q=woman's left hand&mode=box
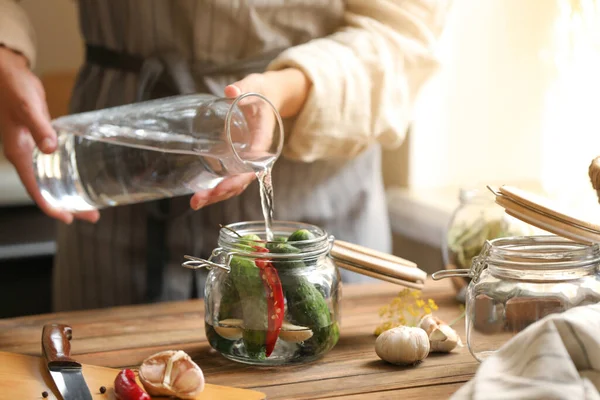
[190,68,311,210]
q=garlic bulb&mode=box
[418,314,462,352]
[139,350,205,399]
[375,326,430,365]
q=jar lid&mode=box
[330,240,428,290]
[488,185,600,244]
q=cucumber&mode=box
[282,274,331,329]
[288,229,316,242]
[218,274,242,320]
[229,255,267,360]
[240,234,265,248]
[266,236,288,250]
[267,243,303,270]
[268,243,301,255]
[270,242,336,354]
[287,229,318,257]
[301,321,340,356]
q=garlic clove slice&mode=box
[278,322,313,343]
[215,318,244,340]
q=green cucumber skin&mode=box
[243,329,267,360]
[269,243,337,354]
[267,243,304,270]
[266,242,300,253]
[282,274,331,329]
[229,256,267,359]
[301,322,340,356]
[240,234,265,248]
[218,274,242,320]
[288,229,316,242]
[269,244,332,326]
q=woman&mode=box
[0,0,449,311]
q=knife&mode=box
[42,324,93,400]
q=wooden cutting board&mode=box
[0,351,265,399]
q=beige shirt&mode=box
[0,0,450,162]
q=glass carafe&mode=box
[33,93,283,212]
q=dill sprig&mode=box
[374,289,439,336]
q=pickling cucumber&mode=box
[288,229,316,242]
[301,321,340,356]
[240,234,265,248]
[229,255,267,360]
[218,273,242,320]
[267,242,301,255]
[282,273,331,329]
[269,242,337,354]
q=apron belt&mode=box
[84,44,282,302]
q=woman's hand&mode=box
[0,46,99,224]
[190,68,311,210]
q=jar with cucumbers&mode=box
[200,221,341,366]
[442,187,533,300]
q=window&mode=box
[407,0,600,217]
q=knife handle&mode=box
[42,324,81,367]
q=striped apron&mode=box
[53,0,392,311]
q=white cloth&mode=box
[452,304,600,400]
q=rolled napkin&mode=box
[589,156,600,202]
[452,304,600,400]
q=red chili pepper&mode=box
[114,369,150,400]
[253,246,284,357]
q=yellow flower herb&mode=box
[373,289,440,336]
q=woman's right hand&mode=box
[0,46,99,224]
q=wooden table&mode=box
[0,279,479,399]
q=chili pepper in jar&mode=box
[114,369,150,400]
[253,246,284,357]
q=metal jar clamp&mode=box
[432,240,492,283]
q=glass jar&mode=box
[434,235,600,362]
[189,221,341,366]
[442,187,533,298]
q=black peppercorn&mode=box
[99,386,107,394]
[42,391,49,398]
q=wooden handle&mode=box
[42,324,80,367]
[334,240,418,269]
[330,240,427,285]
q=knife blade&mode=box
[42,324,93,400]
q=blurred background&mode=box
[2,0,600,317]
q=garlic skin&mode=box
[375,326,430,365]
[139,350,205,399]
[418,314,463,353]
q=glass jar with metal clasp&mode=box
[433,185,600,362]
[442,186,533,301]
[181,220,427,366]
